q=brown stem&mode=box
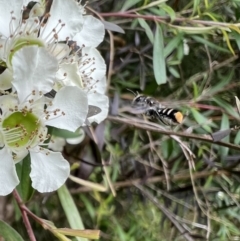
[12,190,37,241]
[100,12,240,28]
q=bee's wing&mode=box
[130,105,149,114]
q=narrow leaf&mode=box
[69,175,107,192]
[58,184,88,241]
[164,33,183,58]
[168,66,180,78]
[192,0,200,16]
[138,18,154,44]
[222,30,235,55]
[171,25,216,34]
[161,4,176,22]
[57,228,100,239]
[213,97,239,119]
[235,96,240,117]
[192,35,230,53]
[121,0,141,11]
[102,21,125,34]
[211,129,231,142]
[52,127,83,138]
[0,220,24,241]
[191,109,212,132]
[153,24,166,84]
[16,154,34,202]
[219,114,230,156]
[232,31,240,50]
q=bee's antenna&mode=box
[126,89,137,96]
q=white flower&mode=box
[0,45,88,195]
[0,86,88,195]
[0,0,105,90]
[56,47,109,124]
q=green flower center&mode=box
[2,111,40,148]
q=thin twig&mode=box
[88,126,116,197]
[107,115,240,151]
[70,170,228,193]
[144,120,171,190]
[100,12,240,28]
[12,190,37,241]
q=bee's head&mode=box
[131,95,147,107]
[127,89,149,111]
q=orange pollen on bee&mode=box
[174,112,183,124]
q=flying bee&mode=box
[129,90,183,126]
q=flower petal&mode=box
[0,0,23,37]
[41,0,84,42]
[0,39,7,60]
[0,94,18,114]
[30,149,70,192]
[87,92,109,124]
[81,47,107,94]
[48,136,66,152]
[45,86,88,131]
[52,43,70,62]
[74,15,105,47]
[12,149,28,163]
[12,46,58,102]
[56,62,83,88]
[0,148,19,195]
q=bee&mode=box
[129,90,183,126]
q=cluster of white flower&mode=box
[0,0,108,195]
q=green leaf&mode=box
[232,31,240,50]
[192,82,199,99]
[121,0,141,11]
[235,96,240,117]
[52,127,83,139]
[160,4,176,22]
[234,130,240,144]
[138,18,154,44]
[102,21,125,34]
[0,220,24,241]
[207,70,233,95]
[192,35,230,53]
[16,154,34,202]
[58,184,87,241]
[176,40,184,61]
[192,0,200,16]
[191,109,212,132]
[164,33,184,58]
[213,97,240,119]
[153,23,166,84]
[219,114,230,156]
[172,25,216,34]
[168,66,180,78]
[222,30,235,55]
